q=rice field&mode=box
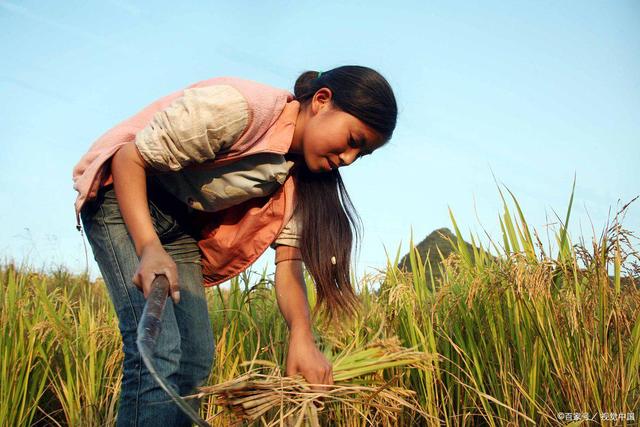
[1,186,638,426]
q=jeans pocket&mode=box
[84,183,187,245]
[81,186,128,242]
[148,198,182,243]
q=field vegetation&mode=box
[1,185,638,426]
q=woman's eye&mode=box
[350,137,370,159]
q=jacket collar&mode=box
[210,99,301,168]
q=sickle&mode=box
[136,274,210,427]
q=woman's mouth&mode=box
[326,158,338,171]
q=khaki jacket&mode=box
[72,76,301,286]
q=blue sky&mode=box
[1,0,638,284]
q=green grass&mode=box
[1,184,638,426]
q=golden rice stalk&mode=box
[197,337,435,426]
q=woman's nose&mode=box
[339,149,359,166]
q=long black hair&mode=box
[290,65,397,322]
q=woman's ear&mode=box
[311,88,333,115]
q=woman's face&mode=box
[293,88,386,173]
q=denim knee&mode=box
[172,263,215,394]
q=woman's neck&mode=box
[284,152,302,163]
[288,106,307,155]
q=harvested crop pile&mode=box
[198,337,435,426]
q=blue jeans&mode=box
[81,177,215,426]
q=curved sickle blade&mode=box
[136,274,210,427]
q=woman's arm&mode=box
[108,85,249,302]
[134,85,248,172]
[111,141,180,302]
[274,246,334,391]
[112,142,159,255]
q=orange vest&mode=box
[72,76,301,287]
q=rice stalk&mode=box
[198,337,434,425]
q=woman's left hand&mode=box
[285,328,334,392]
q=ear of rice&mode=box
[197,337,434,425]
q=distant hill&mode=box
[397,227,477,273]
[397,228,638,291]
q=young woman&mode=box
[73,65,398,426]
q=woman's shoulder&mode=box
[184,76,295,136]
[185,76,294,107]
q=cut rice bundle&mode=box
[197,337,434,426]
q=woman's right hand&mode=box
[132,240,181,304]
